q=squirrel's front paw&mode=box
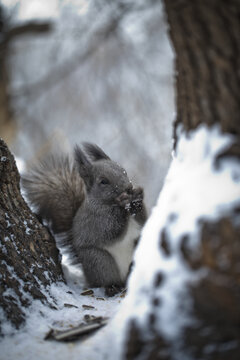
[115,192,131,210]
[130,187,144,215]
[116,187,144,214]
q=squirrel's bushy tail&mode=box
[21,154,85,233]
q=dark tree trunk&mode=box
[122,1,240,359]
[167,0,240,144]
[0,138,64,331]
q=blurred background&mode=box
[0,0,175,210]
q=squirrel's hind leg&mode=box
[79,247,125,295]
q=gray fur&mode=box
[21,144,147,293]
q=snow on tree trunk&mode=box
[0,138,64,331]
[110,1,240,359]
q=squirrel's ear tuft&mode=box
[74,145,93,190]
[83,143,110,161]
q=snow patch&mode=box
[109,124,240,356]
[15,157,26,173]
[16,0,59,21]
[0,276,123,360]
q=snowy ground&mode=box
[1,258,125,360]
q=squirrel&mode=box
[21,143,147,295]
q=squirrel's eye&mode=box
[100,178,110,185]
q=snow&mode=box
[104,124,240,357]
[165,124,240,242]
[0,275,123,360]
[15,157,26,173]
[3,0,60,21]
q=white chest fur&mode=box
[105,217,141,282]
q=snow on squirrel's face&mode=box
[89,160,133,204]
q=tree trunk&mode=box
[118,1,240,359]
[0,138,64,331]
[167,0,240,148]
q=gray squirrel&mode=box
[21,143,147,295]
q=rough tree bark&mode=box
[169,0,240,146]
[0,138,64,331]
[0,8,63,332]
[122,1,240,359]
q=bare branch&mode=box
[4,22,52,43]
